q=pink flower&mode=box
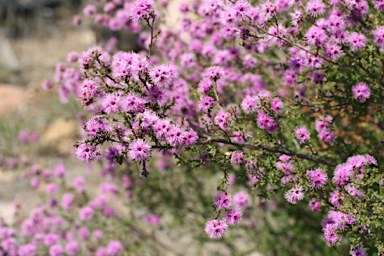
[18,244,36,256]
[352,83,370,102]
[294,126,310,144]
[233,0,251,20]
[102,94,121,114]
[46,183,58,195]
[149,63,178,87]
[72,177,85,193]
[178,2,190,13]
[257,111,278,133]
[284,186,304,204]
[225,208,243,225]
[271,98,284,114]
[65,241,79,255]
[185,130,198,146]
[373,26,384,48]
[348,32,366,51]
[204,219,228,238]
[75,143,98,163]
[83,5,97,16]
[204,66,224,81]
[49,244,63,256]
[128,139,151,161]
[44,234,58,246]
[231,151,244,166]
[260,1,277,21]
[309,199,321,212]
[62,193,74,211]
[199,96,216,112]
[325,44,343,60]
[373,0,384,11]
[350,247,368,256]
[306,0,325,17]
[131,0,155,23]
[213,193,232,210]
[214,110,233,130]
[144,214,161,226]
[107,241,123,256]
[233,191,250,208]
[241,96,259,113]
[329,191,344,208]
[318,129,336,144]
[79,207,94,221]
[324,224,339,245]
[121,93,147,113]
[306,169,328,188]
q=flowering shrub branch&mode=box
[2,0,384,254]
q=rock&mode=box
[0,85,26,115]
[41,118,79,155]
[0,33,22,70]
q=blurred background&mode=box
[0,0,98,224]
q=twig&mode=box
[199,135,337,167]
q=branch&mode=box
[200,135,337,167]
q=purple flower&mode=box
[184,130,198,147]
[373,0,384,11]
[233,0,251,20]
[203,66,224,81]
[350,247,368,256]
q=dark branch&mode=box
[200,135,337,167]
